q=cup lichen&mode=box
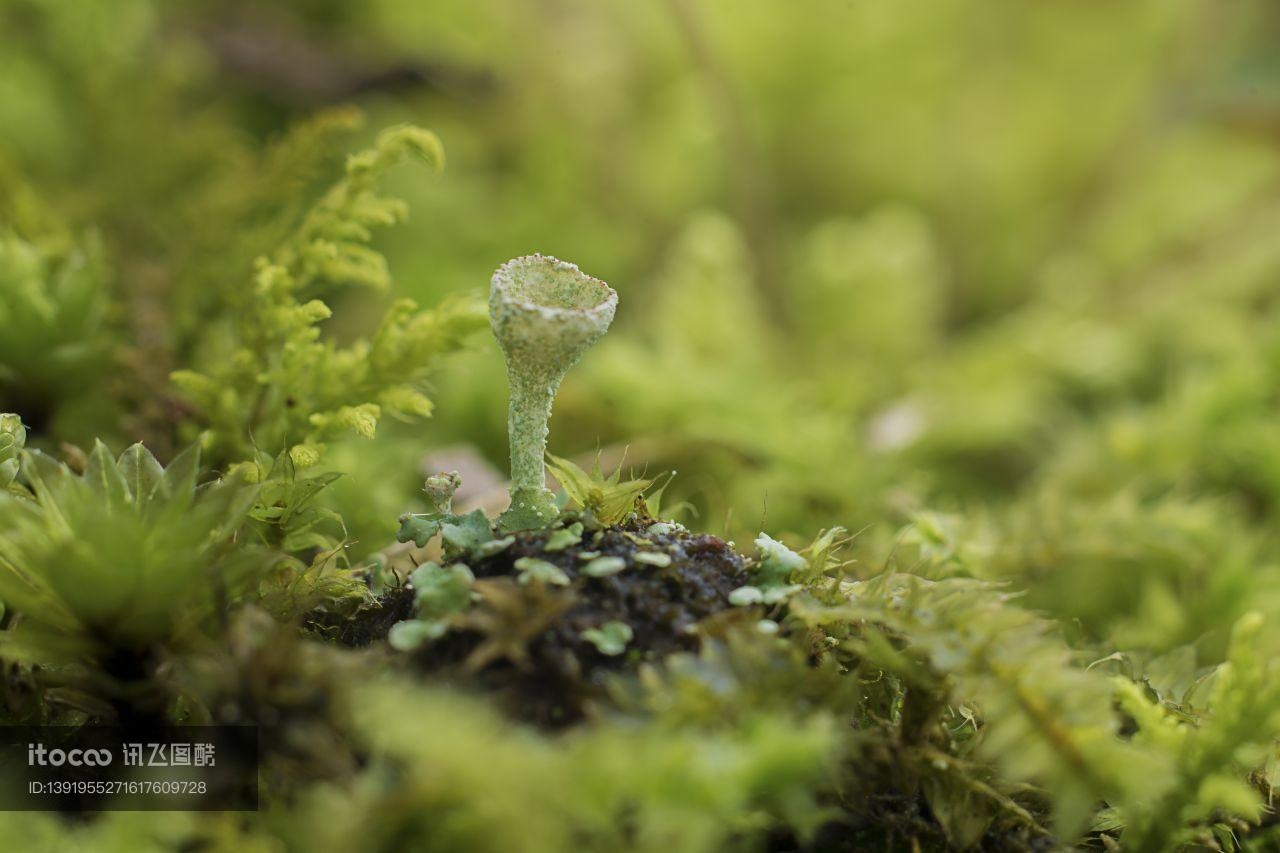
[490,254,617,531]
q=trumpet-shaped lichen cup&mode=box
[490,254,617,530]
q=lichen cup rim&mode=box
[490,253,617,322]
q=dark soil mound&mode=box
[461,519,748,725]
[320,515,750,727]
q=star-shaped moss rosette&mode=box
[488,254,617,531]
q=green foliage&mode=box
[1112,612,1280,851]
[389,561,477,651]
[243,450,346,553]
[581,620,632,656]
[170,126,487,469]
[0,438,257,664]
[396,471,464,546]
[282,677,838,853]
[234,448,376,618]
[977,493,1267,655]
[727,533,807,607]
[798,572,1158,839]
[0,230,111,432]
[397,471,495,558]
[546,453,654,527]
[582,556,626,578]
[513,556,571,587]
[0,413,23,491]
[6,0,1280,849]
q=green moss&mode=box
[5,1,1280,849]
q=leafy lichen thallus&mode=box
[489,254,617,531]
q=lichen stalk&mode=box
[489,254,617,531]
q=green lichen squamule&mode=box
[490,254,617,530]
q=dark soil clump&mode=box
[330,515,751,727]
[470,518,748,655]
[307,584,415,647]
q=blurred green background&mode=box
[6,0,1280,656]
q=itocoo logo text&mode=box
[27,743,113,767]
